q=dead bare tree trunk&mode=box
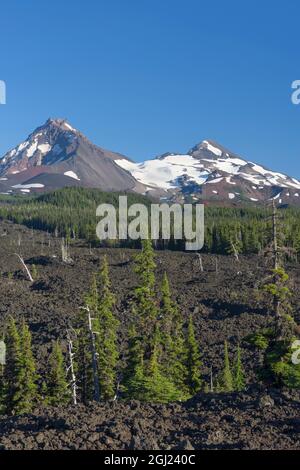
[61,237,73,263]
[197,253,204,272]
[113,379,121,401]
[271,201,282,324]
[67,330,78,406]
[215,257,218,275]
[81,306,100,402]
[231,242,239,262]
[272,200,279,270]
[210,366,214,393]
[14,254,34,282]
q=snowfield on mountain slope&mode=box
[116,151,300,192]
[115,155,210,189]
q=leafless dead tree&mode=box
[14,253,34,282]
[61,237,73,263]
[231,241,239,262]
[80,306,100,402]
[272,200,279,270]
[66,329,78,405]
[113,379,121,401]
[210,366,214,393]
[197,253,204,272]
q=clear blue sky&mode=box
[0,0,299,177]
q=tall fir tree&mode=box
[130,240,158,368]
[74,308,94,403]
[3,318,22,414]
[76,273,100,402]
[47,340,69,405]
[125,324,181,403]
[233,344,245,391]
[85,274,99,312]
[0,336,6,413]
[124,243,185,402]
[160,272,188,397]
[134,240,158,327]
[122,323,146,399]
[185,315,202,395]
[142,324,182,403]
[222,340,234,392]
[13,320,38,414]
[96,255,119,400]
[262,267,292,339]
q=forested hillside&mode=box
[1,187,300,257]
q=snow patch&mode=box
[38,144,51,154]
[225,177,237,185]
[13,183,45,189]
[202,141,222,157]
[64,171,80,181]
[64,122,76,132]
[26,141,38,158]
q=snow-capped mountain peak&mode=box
[0,119,135,193]
[0,118,80,175]
[115,140,300,205]
[1,120,300,207]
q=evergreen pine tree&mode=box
[124,244,185,403]
[233,344,245,391]
[122,323,146,399]
[143,325,182,403]
[47,340,69,405]
[215,379,222,393]
[40,381,49,406]
[76,274,100,403]
[222,340,234,392]
[129,240,158,374]
[13,320,38,414]
[0,336,6,413]
[160,272,188,397]
[134,240,158,328]
[3,318,22,414]
[126,324,181,403]
[263,267,292,339]
[85,274,99,312]
[74,309,94,403]
[96,255,119,400]
[185,315,202,395]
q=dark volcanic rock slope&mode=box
[0,388,299,450]
[0,221,300,450]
